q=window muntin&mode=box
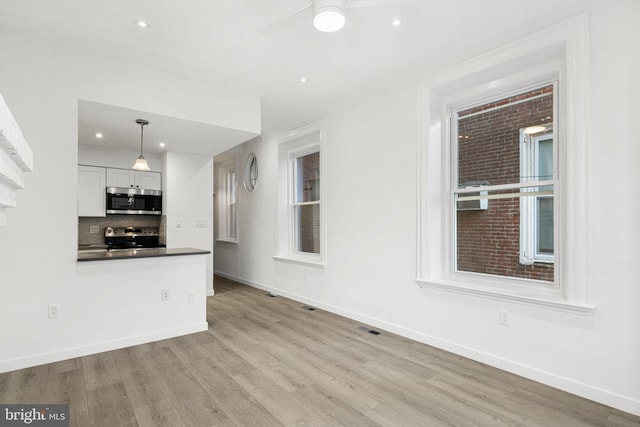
[453,84,556,284]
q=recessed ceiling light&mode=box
[136,20,148,28]
[392,18,402,27]
[159,142,166,148]
[95,132,103,139]
[300,76,308,83]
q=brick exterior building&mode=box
[297,151,320,254]
[456,86,554,282]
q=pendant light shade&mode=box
[132,119,150,171]
[313,0,346,32]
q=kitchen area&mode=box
[75,99,256,271]
[77,164,210,261]
[70,98,258,357]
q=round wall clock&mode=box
[244,152,258,192]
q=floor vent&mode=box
[302,305,316,311]
[266,293,278,298]
[357,326,381,335]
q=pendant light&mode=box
[132,119,150,171]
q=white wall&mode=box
[0,33,259,371]
[215,5,640,417]
[164,151,215,294]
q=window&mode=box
[453,84,556,283]
[275,121,326,266]
[417,15,592,311]
[226,169,238,240]
[293,150,320,254]
[520,128,554,264]
[215,158,238,242]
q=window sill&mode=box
[216,239,238,245]
[416,279,595,314]
[273,255,325,268]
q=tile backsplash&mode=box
[78,215,164,246]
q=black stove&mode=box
[104,226,164,250]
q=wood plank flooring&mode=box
[1,276,639,426]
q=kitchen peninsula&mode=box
[77,247,210,261]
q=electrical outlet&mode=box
[48,304,60,319]
[499,310,510,326]
[188,292,195,303]
[161,289,169,301]
[89,225,99,234]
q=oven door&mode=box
[106,187,162,215]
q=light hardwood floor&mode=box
[1,276,639,426]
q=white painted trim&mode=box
[276,120,327,265]
[0,322,208,374]
[271,255,325,268]
[215,271,638,416]
[416,13,591,308]
[416,279,593,314]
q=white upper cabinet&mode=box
[106,168,134,188]
[78,165,106,217]
[106,168,161,191]
[134,171,162,191]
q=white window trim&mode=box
[215,158,239,244]
[274,121,326,267]
[416,13,594,313]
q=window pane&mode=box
[295,151,320,203]
[538,138,553,180]
[537,197,553,254]
[295,204,320,254]
[229,204,237,239]
[457,86,554,187]
[456,190,554,282]
[228,171,237,204]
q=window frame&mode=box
[275,121,326,267]
[416,14,593,313]
[450,82,558,282]
[290,146,321,256]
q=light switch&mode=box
[176,218,182,228]
[195,219,208,228]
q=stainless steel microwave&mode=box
[106,187,162,215]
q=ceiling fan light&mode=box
[133,156,150,171]
[313,4,346,32]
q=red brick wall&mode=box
[297,151,320,254]
[456,86,554,282]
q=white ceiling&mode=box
[0,0,594,154]
[78,100,257,155]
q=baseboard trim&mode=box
[214,271,640,416]
[0,322,208,374]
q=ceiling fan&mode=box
[258,0,417,35]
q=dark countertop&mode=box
[77,247,211,262]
